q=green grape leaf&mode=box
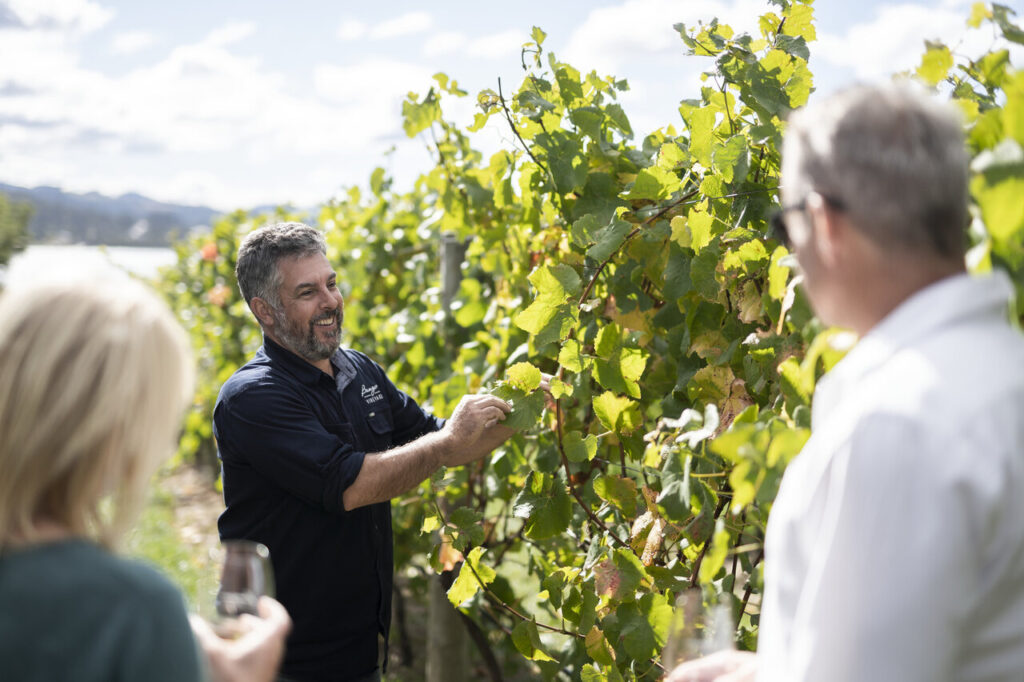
[622,166,679,201]
[605,102,633,136]
[517,90,556,114]
[449,507,484,530]
[968,2,991,28]
[778,356,813,408]
[690,245,723,300]
[541,569,570,609]
[775,34,810,61]
[594,323,649,398]
[664,244,693,300]
[917,43,954,86]
[992,4,1024,45]
[997,70,1024,145]
[421,514,441,533]
[723,238,768,273]
[564,431,599,462]
[595,548,647,600]
[767,245,791,300]
[506,362,542,392]
[593,474,638,516]
[970,107,1005,150]
[540,130,589,193]
[571,106,605,142]
[972,166,1024,266]
[571,213,603,247]
[514,263,581,346]
[698,522,731,583]
[587,218,633,263]
[491,383,546,431]
[512,621,555,662]
[711,135,750,184]
[593,391,642,433]
[656,449,693,523]
[975,49,1010,88]
[766,426,810,468]
[555,65,584,106]
[747,59,791,116]
[549,377,572,399]
[687,365,734,404]
[563,580,600,632]
[513,471,571,539]
[670,215,692,249]
[447,546,495,607]
[619,593,673,661]
[559,338,585,372]
[658,140,687,169]
[781,2,816,40]
[584,627,616,666]
[402,90,441,137]
[686,208,715,252]
[678,101,716,166]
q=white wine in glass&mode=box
[662,589,735,672]
[213,540,274,638]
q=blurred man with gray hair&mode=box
[669,83,1024,681]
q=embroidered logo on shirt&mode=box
[361,384,384,404]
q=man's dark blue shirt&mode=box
[214,336,443,681]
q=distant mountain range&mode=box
[0,183,221,247]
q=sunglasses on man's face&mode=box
[769,194,846,249]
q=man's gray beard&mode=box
[272,306,342,363]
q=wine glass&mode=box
[213,540,274,638]
[661,589,735,672]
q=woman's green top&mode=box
[0,539,204,682]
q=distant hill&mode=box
[0,183,221,247]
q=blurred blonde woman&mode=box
[0,270,290,682]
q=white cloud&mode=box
[156,170,235,209]
[368,11,432,39]
[563,0,765,76]
[814,3,1013,82]
[4,0,113,33]
[337,19,366,41]
[202,21,255,47]
[465,29,524,60]
[0,11,447,208]
[0,27,80,89]
[314,59,433,104]
[110,30,155,55]
[423,30,467,57]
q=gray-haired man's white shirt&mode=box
[758,271,1024,682]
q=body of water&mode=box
[1,244,178,287]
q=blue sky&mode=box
[0,0,1020,211]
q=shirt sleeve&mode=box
[214,382,365,514]
[765,413,976,682]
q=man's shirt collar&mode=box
[262,335,358,390]
[813,271,1014,423]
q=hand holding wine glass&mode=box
[190,597,291,682]
[189,540,290,682]
[662,590,755,682]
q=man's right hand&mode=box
[440,394,513,467]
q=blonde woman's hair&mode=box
[0,272,194,548]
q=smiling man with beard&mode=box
[213,222,513,682]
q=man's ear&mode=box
[250,297,275,328]
[806,193,843,268]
